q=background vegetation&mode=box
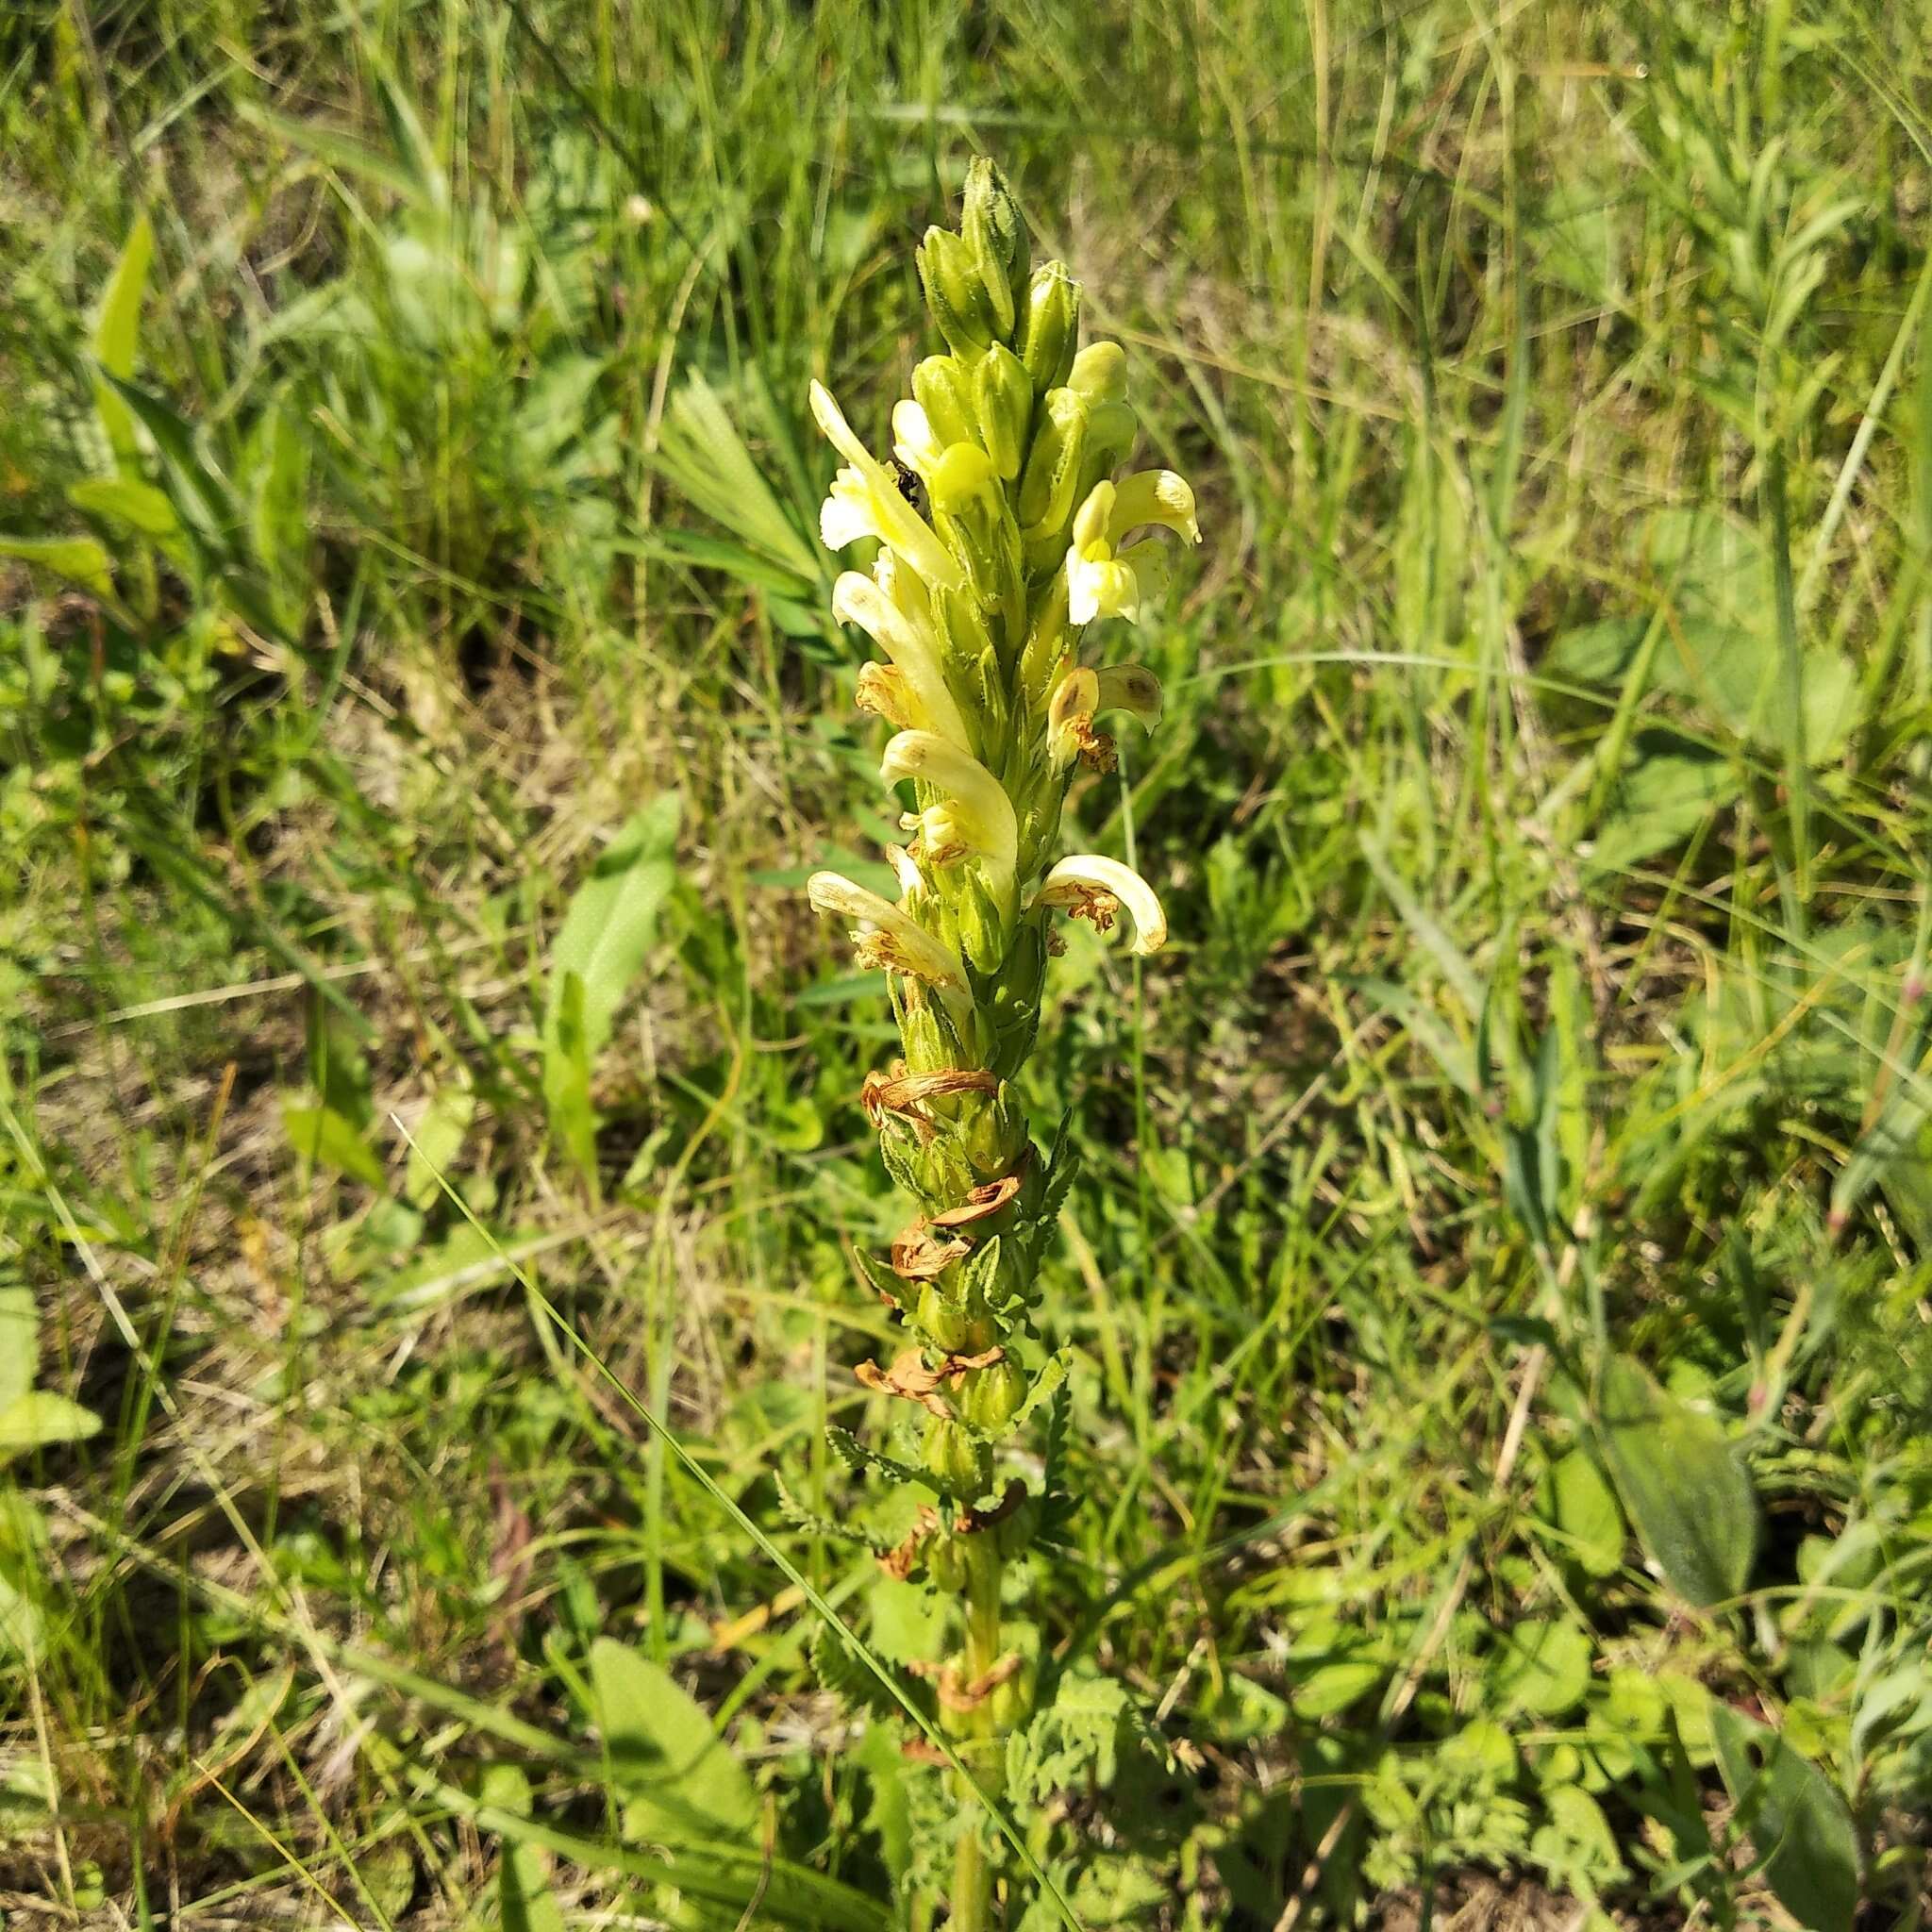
[4,1,1930,1924]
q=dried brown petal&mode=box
[929,1170,1024,1229]
[890,1222,971,1280]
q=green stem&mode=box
[950,1544,1006,1930]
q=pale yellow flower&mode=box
[833,569,972,750]
[810,381,962,590]
[1063,471,1200,626]
[807,871,972,1024]
[1035,854,1167,955]
[880,730,1019,908]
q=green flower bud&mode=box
[974,343,1033,481]
[918,1134,976,1205]
[928,1534,967,1593]
[918,227,996,358]
[962,1357,1027,1432]
[916,1281,976,1353]
[1017,388,1088,535]
[961,156,1026,339]
[1075,399,1139,503]
[994,1495,1041,1563]
[957,866,1008,974]
[965,1085,1027,1177]
[912,354,980,450]
[1017,262,1080,394]
[899,997,948,1075]
[989,1655,1036,1730]
[923,1416,991,1497]
[938,1680,976,1737]
[929,443,1023,615]
[935,581,996,673]
[1068,340,1128,404]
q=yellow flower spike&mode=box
[810,380,963,591]
[1036,854,1168,955]
[806,871,973,1023]
[832,570,974,751]
[880,729,1020,908]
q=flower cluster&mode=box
[803,157,1198,1911]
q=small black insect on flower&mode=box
[888,456,929,521]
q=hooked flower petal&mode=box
[1036,854,1167,956]
[807,871,972,1021]
[834,570,973,750]
[880,731,1018,903]
[810,381,962,590]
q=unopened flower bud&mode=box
[918,227,996,358]
[912,355,980,450]
[989,1654,1036,1728]
[1017,388,1089,535]
[916,1282,976,1353]
[998,1498,1041,1564]
[1068,340,1128,404]
[974,343,1033,481]
[938,1682,976,1737]
[960,156,1026,339]
[919,1135,976,1204]
[929,443,1022,614]
[962,1357,1027,1431]
[928,1535,966,1593]
[1017,262,1079,394]
[957,865,1009,973]
[965,1085,1027,1177]
[1077,400,1139,500]
[923,1416,991,1497]
[899,998,949,1074]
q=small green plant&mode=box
[801,158,1198,1927]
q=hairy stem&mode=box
[952,1544,1006,1930]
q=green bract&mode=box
[805,155,1200,1927]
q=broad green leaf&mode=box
[69,475,180,541]
[1586,735,1739,874]
[1597,1355,1757,1607]
[1493,1618,1591,1718]
[0,1393,103,1463]
[280,1098,387,1191]
[448,1781,887,1931]
[855,1721,912,1888]
[588,1637,758,1846]
[402,1081,476,1208]
[541,971,595,1189]
[1710,1704,1859,1932]
[868,1575,945,1665]
[98,374,240,548]
[1541,1448,1624,1578]
[541,799,680,1185]
[92,213,153,466]
[0,534,117,603]
[479,1765,564,1932]
[0,1286,36,1411]
[514,354,608,467]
